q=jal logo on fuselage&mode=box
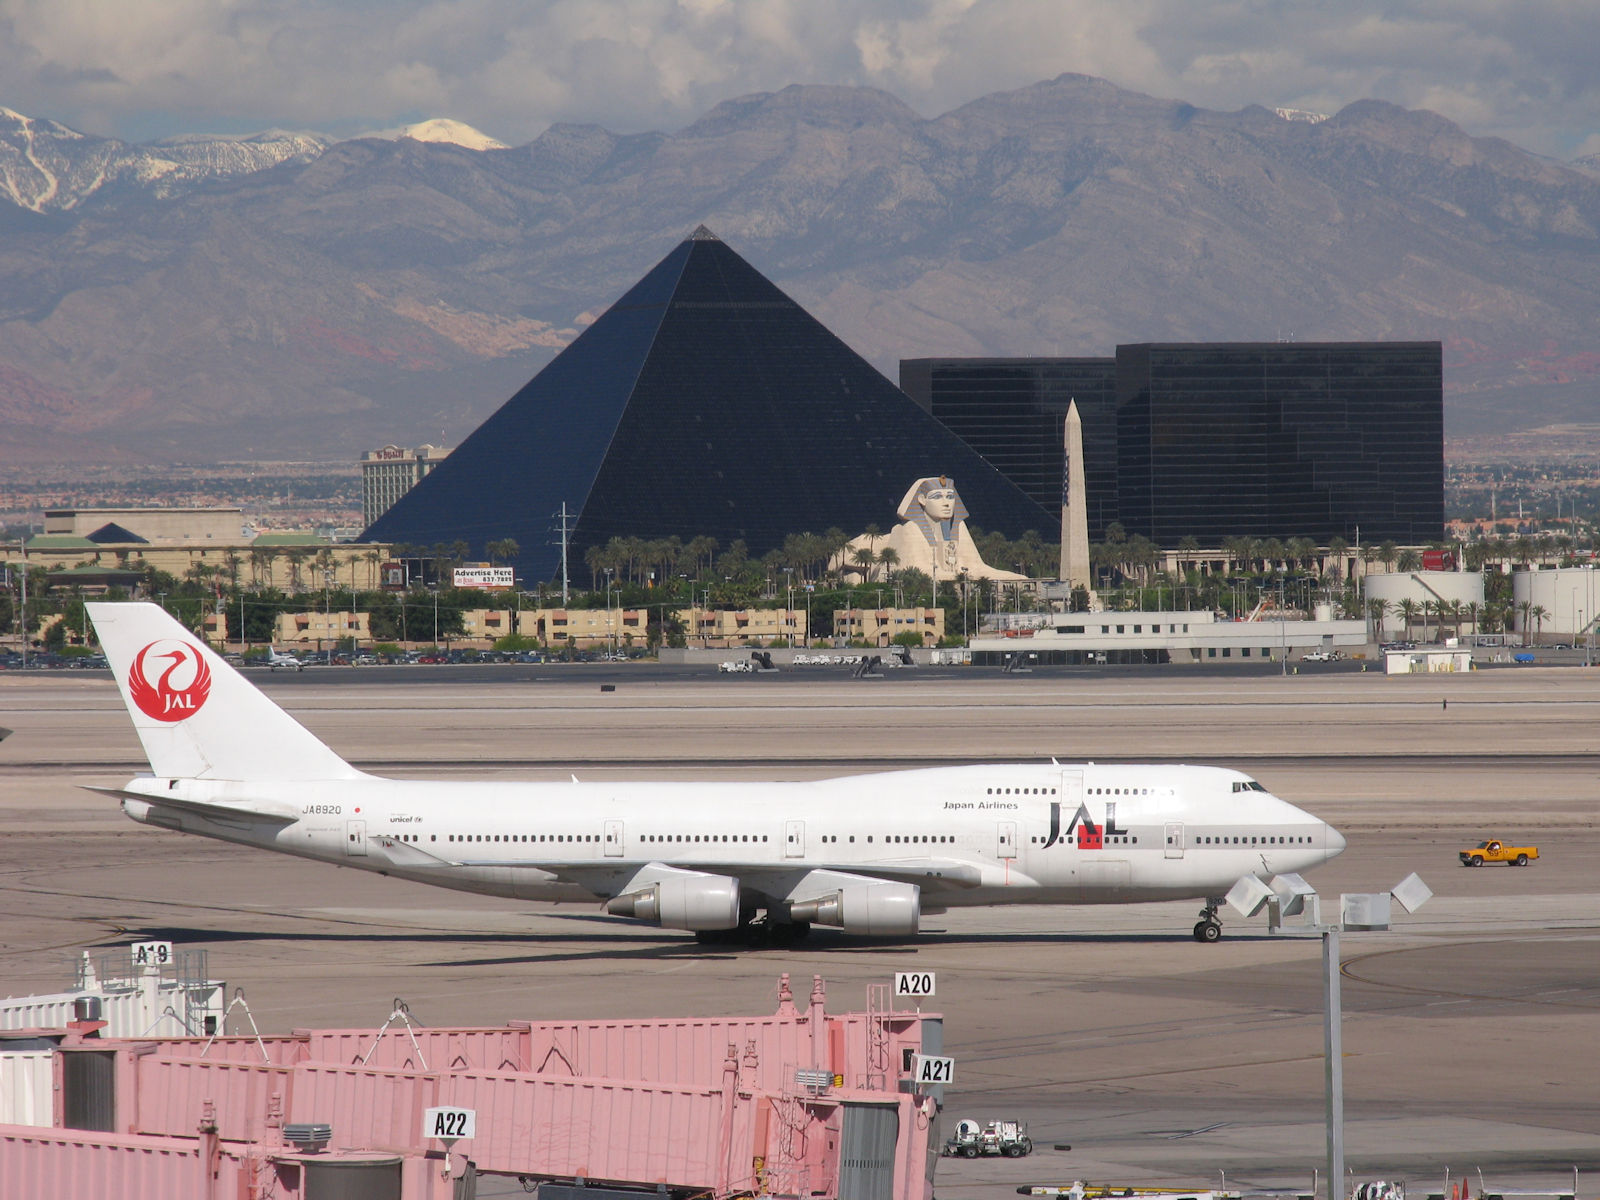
[1041,800,1127,850]
[128,640,213,723]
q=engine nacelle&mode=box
[789,882,920,937]
[606,875,741,931]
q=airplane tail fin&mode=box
[88,602,365,782]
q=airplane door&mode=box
[997,821,1017,859]
[785,820,805,858]
[603,819,624,858]
[1165,821,1185,859]
[345,820,367,857]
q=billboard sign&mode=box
[453,567,515,590]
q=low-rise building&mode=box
[45,506,243,543]
[271,610,372,646]
[18,511,390,595]
[969,608,1368,665]
[673,607,803,647]
[833,606,946,646]
[515,606,649,648]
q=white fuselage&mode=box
[117,761,1344,913]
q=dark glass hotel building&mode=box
[903,342,1443,545]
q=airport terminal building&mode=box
[903,342,1444,545]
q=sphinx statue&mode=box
[842,476,1029,583]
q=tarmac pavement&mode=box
[1,665,1596,1197]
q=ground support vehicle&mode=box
[943,1119,1033,1158]
[1460,839,1538,867]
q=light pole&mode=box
[605,569,617,654]
[959,571,969,643]
[1230,872,1432,1200]
[15,557,28,669]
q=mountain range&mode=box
[2,76,1598,462]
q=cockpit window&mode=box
[1231,780,1269,793]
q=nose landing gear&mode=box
[1192,899,1224,943]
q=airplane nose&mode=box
[1324,823,1347,858]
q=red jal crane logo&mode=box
[128,640,213,722]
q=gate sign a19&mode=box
[132,941,173,968]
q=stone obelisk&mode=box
[1060,399,1091,593]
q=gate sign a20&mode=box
[894,971,935,997]
[912,1054,955,1085]
[423,1107,476,1142]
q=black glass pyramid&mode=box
[364,228,1055,584]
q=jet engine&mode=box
[605,874,741,931]
[788,882,920,936]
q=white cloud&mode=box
[0,0,1596,157]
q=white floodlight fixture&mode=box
[1226,874,1275,919]
[1340,892,1392,931]
[1271,872,1318,916]
[1391,872,1432,914]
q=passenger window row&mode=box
[449,833,597,843]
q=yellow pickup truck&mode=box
[1459,839,1538,867]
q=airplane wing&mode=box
[549,857,986,901]
[740,859,987,897]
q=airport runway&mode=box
[2,665,1597,1197]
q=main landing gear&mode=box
[1192,899,1224,943]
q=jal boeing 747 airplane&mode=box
[87,602,1346,944]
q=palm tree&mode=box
[851,546,876,582]
[584,544,606,590]
[1516,599,1533,642]
[1441,600,1463,642]
[877,547,900,581]
[863,524,882,558]
[485,538,520,566]
[1366,598,1390,640]
[1396,598,1418,639]
[1396,549,1423,572]
[1327,536,1350,573]
[284,549,309,594]
[1378,541,1399,573]
[248,547,272,589]
[1530,604,1550,645]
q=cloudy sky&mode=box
[3,0,1597,159]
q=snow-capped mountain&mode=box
[0,107,332,213]
[398,118,508,151]
[2,79,1599,461]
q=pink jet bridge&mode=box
[0,973,943,1200]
